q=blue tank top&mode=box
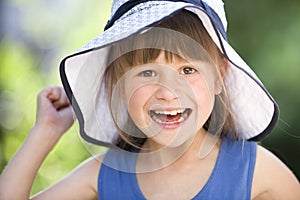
[98,137,257,200]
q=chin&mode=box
[150,133,195,149]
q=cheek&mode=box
[189,77,215,103]
[126,85,156,126]
[188,77,215,124]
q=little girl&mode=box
[1,0,299,199]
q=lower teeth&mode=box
[152,115,185,125]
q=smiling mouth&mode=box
[149,108,192,125]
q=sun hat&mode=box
[59,0,279,148]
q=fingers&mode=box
[48,87,70,110]
[35,85,75,134]
[38,86,70,110]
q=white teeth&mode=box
[151,115,185,125]
[153,109,185,116]
[150,108,191,125]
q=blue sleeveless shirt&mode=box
[98,137,257,200]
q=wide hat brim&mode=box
[60,1,279,147]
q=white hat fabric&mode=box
[60,0,279,147]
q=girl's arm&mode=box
[31,154,101,200]
[0,86,98,199]
[252,145,300,200]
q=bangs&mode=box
[108,27,212,70]
[133,28,211,64]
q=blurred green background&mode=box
[0,0,299,195]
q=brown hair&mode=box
[104,10,237,150]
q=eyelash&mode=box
[179,67,197,75]
[139,70,157,77]
[138,66,197,77]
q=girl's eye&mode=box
[180,67,197,75]
[139,70,156,77]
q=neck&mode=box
[136,129,221,173]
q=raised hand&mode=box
[35,85,75,137]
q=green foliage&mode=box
[225,0,300,178]
[0,0,112,195]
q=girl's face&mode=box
[119,53,221,148]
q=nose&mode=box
[154,71,181,101]
[155,84,179,101]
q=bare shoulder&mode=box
[31,154,105,200]
[251,145,300,200]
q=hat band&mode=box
[104,0,227,41]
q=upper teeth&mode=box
[153,109,185,116]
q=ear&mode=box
[214,58,228,95]
[219,57,228,78]
[214,79,222,95]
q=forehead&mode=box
[152,51,188,64]
[134,50,215,69]
[123,48,213,69]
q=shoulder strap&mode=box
[196,138,257,200]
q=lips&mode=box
[149,108,192,125]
